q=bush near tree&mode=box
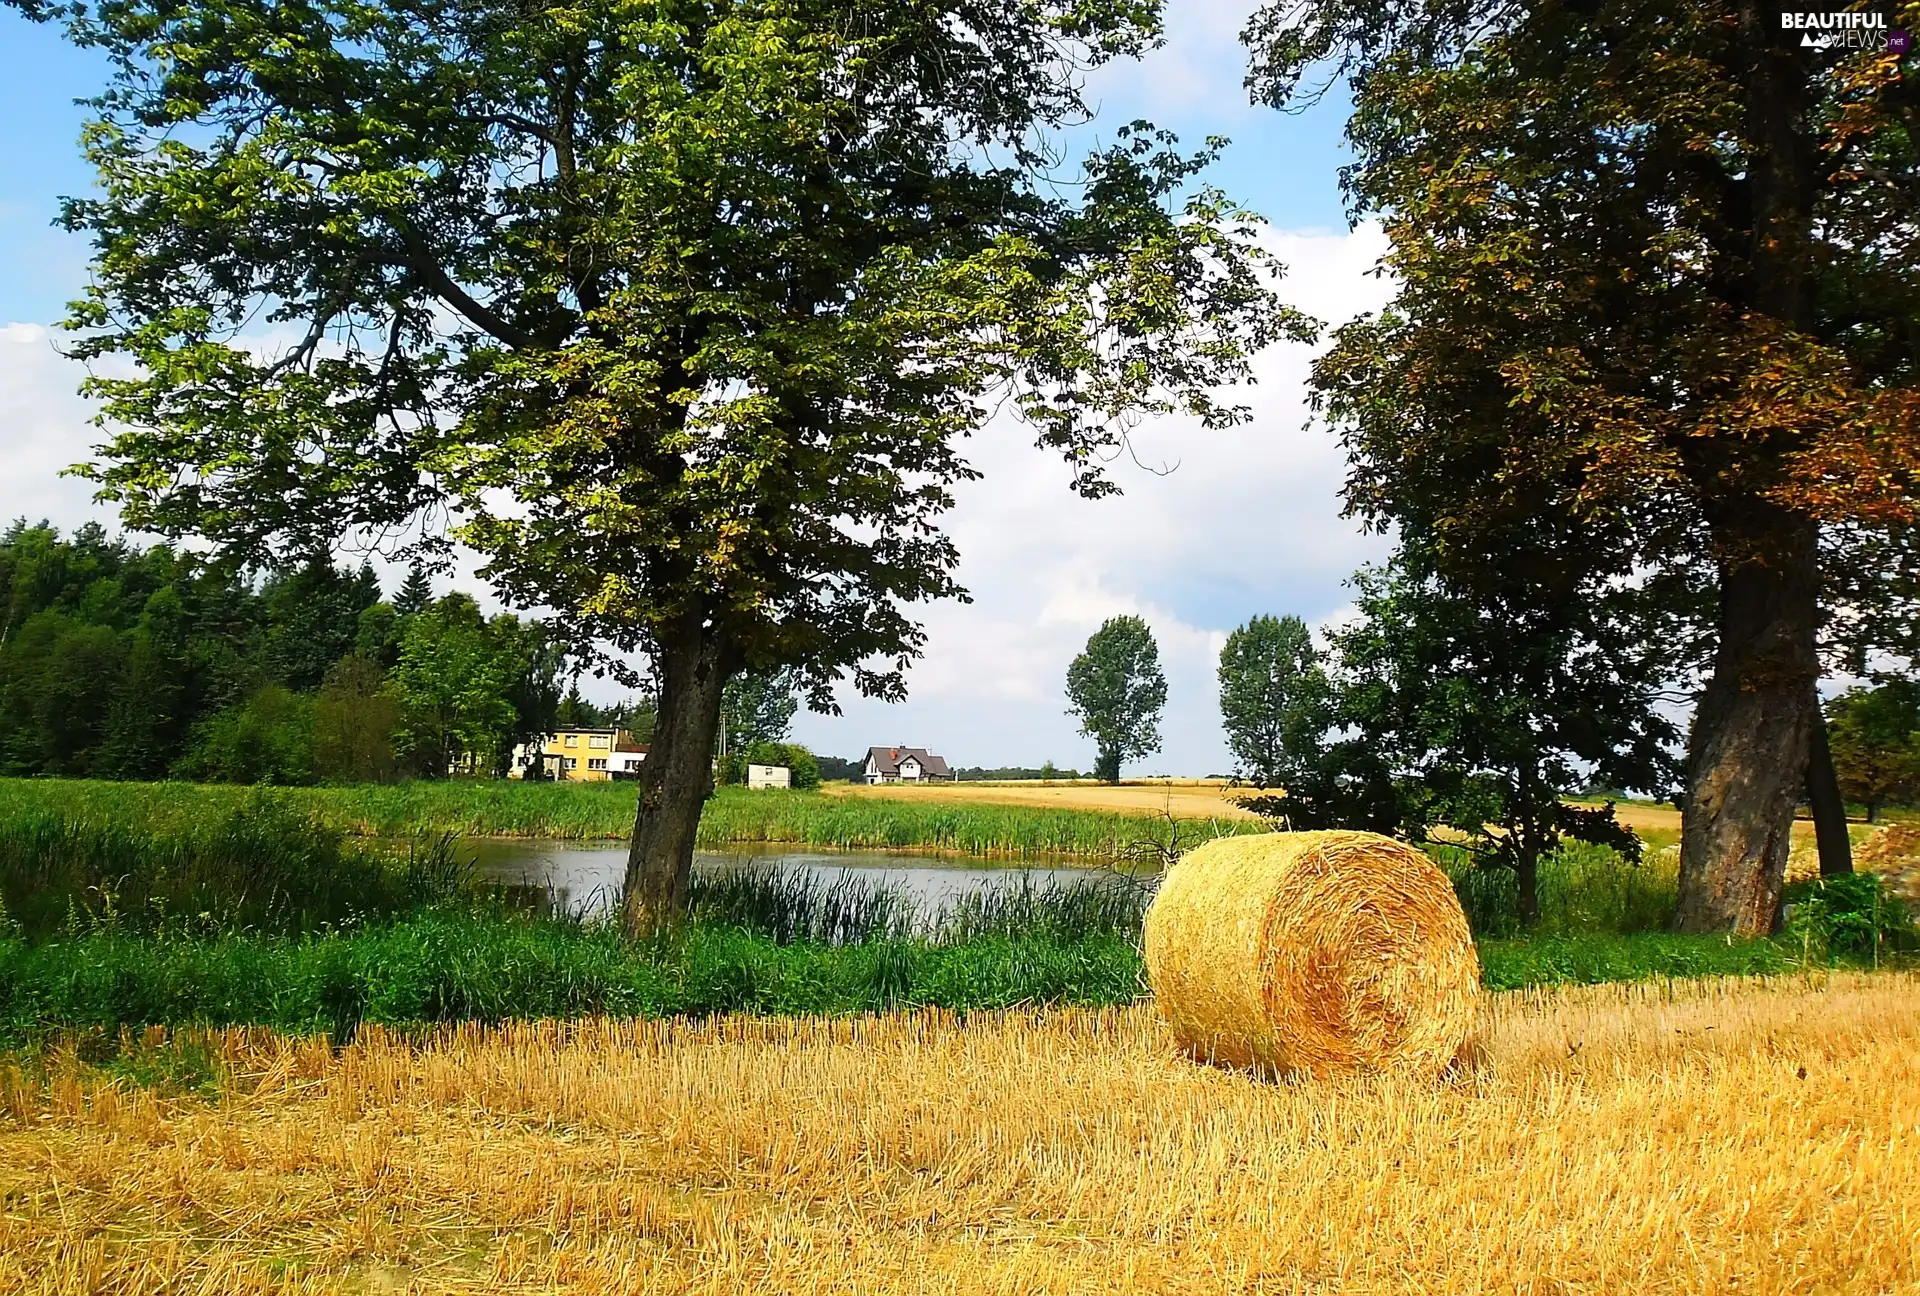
[1248,540,1681,927]
[1827,681,1920,822]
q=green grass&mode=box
[1,775,1910,1041]
[1443,841,1681,939]
[0,914,1147,1040]
[1475,933,1798,989]
[4,912,1900,1043]
[0,778,1260,859]
[0,776,641,842]
[0,789,471,940]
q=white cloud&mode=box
[792,222,1396,774]
[1084,0,1264,124]
[0,322,117,534]
[3,222,1397,775]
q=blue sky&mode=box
[0,1,1396,775]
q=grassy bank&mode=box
[6,898,1887,1042]
[0,777,1260,859]
[0,913,1819,1042]
[0,918,1146,1039]
[0,791,469,940]
[1,776,1909,1042]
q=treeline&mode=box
[953,765,1087,782]
[796,759,1091,784]
[0,523,567,783]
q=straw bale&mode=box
[1143,830,1479,1077]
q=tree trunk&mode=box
[1675,514,1821,935]
[1805,697,1853,876]
[1674,7,1822,936]
[621,615,730,937]
[1096,746,1121,784]
[1515,848,1540,929]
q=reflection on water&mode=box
[462,838,1124,920]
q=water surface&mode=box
[462,837,1127,920]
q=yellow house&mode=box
[512,728,648,782]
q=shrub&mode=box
[172,686,316,785]
[1783,872,1916,959]
[744,741,821,790]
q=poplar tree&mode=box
[1066,615,1168,783]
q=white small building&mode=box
[747,764,792,790]
[863,746,953,784]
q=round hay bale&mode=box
[1143,830,1479,1078]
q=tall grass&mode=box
[0,915,1147,1039]
[683,862,1154,946]
[0,778,1261,858]
[0,791,470,939]
[694,789,1259,858]
[1444,841,1681,938]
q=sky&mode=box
[0,1,1398,777]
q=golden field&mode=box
[823,778,1263,821]
[2,974,1917,1294]
[821,780,1817,839]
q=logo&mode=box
[1780,10,1901,50]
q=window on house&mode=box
[589,734,611,749]
[564,757,578,770]
[564,734,579,747]
[588,758,607,771]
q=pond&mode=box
[461,838,1135,921]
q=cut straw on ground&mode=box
[0,971,1915,1294]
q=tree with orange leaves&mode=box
[1247,0,1918,932]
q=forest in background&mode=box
[0,522,576,783]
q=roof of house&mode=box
[865,746,952,777]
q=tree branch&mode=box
[391,219,533,349]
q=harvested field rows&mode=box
[2,973,1916,1293]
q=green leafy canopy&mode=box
[1065,613,1167,782]
[30,0,1310,708]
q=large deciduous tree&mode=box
[1066,614,1169,783]
[1247,0,1919,933]
[26,0,1302,931]
[1216,613,1322,788]
[1255,535,1682,926]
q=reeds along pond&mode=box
[0,791,471,939]
[0,776,1906,1044]
[0,777,1264,857]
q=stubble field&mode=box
[1,972,1914,1294]
[822,778,1265,822]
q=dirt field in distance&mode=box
[823,778,1264,820]
[826,781,1838,843]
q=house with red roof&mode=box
[863,746,954,784]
